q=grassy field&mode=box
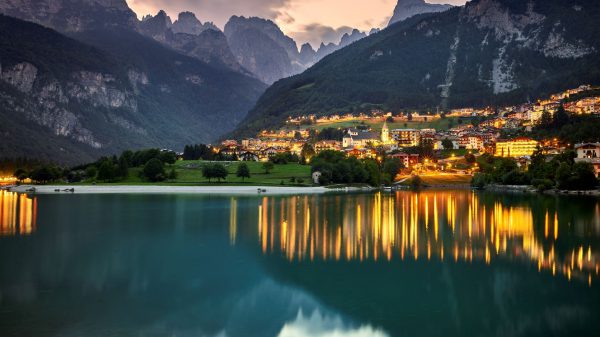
[286,117,472,132]
[85,160,313,186]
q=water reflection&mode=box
[0,191,37,236]
[229,191,600,286]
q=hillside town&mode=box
[213,85,600,178]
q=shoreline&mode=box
[484,184,600,197]
[8,185,362,196]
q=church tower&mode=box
[381,121,390,143]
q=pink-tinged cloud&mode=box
[126,0,468,45]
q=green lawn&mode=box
[286,117,471,132]
[84,161,313,186]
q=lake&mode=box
[0,190,599,337]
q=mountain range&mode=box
[2,0,599,163]
[0,0,266,164]
[232,0,600,138]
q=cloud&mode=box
[278,309,390,337]
[288,23,355,48]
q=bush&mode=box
[532,178,554,192]
[471,173,491,188]
[143,158,166,182]
[501,169,530,185]
[97,160,117,181]
[410,175,423,190]
[203,163,228,182]
[85,166,98,180]
[262,162,275,174]
[236,163,251,181]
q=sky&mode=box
[126,0,468,47]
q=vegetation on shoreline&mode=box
[472,150,598,191]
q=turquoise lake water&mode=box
[0,190,599,336]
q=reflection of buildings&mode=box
[230,192,600,286]
[0,191,37,236]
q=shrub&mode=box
[143,158,166,182]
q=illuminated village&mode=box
[214,85,600,178]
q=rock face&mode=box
[233,0,600,137]
[224,16,304,84]
[172,11,218,35]
[224,16,373,84]
[139,11,245,74]
[388,0,453,26]
[0,14,266,164]
[0,0,138,31]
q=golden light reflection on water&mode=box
[0,191,37,236]
[231,191,600,286]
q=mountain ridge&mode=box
[231,0,600,138]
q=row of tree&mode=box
[310,150,404,186]
[472,150,598,191]
[12,148,179,184]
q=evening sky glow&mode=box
[126,0,468,47]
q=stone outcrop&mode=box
[388,0,453,26]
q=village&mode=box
[213,84,600,179]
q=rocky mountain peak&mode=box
[0,0,138,31]
[388,0,453,26]
[340,29,367,47]
[172,11,219,35]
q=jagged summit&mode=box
[172,11,219,35]
[388,0,453,26]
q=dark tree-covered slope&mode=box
[232,0,600,137]
[0,15,265,164]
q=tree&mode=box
[85,166,98,180]
[410,175,423,190]
[442,138,454,150]
[117,155,129,178]
[236,163,251,181]
[365,160,381,187]
[30,165,59,184]
[464,153,476,164]
[386,116,394,123]
[202,165,215,182]
[538,109,553,129]
[168,168,177,180]
[406,112,413,121]
[97,160,117,181]
[143,158,166,182]
[382,158,404,181]
[160,151,177,164]
[262,161,274,174]
[301,143,316,162]
[14,168,28,182]
[552,104,569,129]
[294,131,303,140]
[212,164,228,182]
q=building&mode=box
[314,140,342,153]
[389,153,420,168]
[381,122,390,143]
[390,129,420,147]
[495,137,539,158]
[575,143,600,177]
